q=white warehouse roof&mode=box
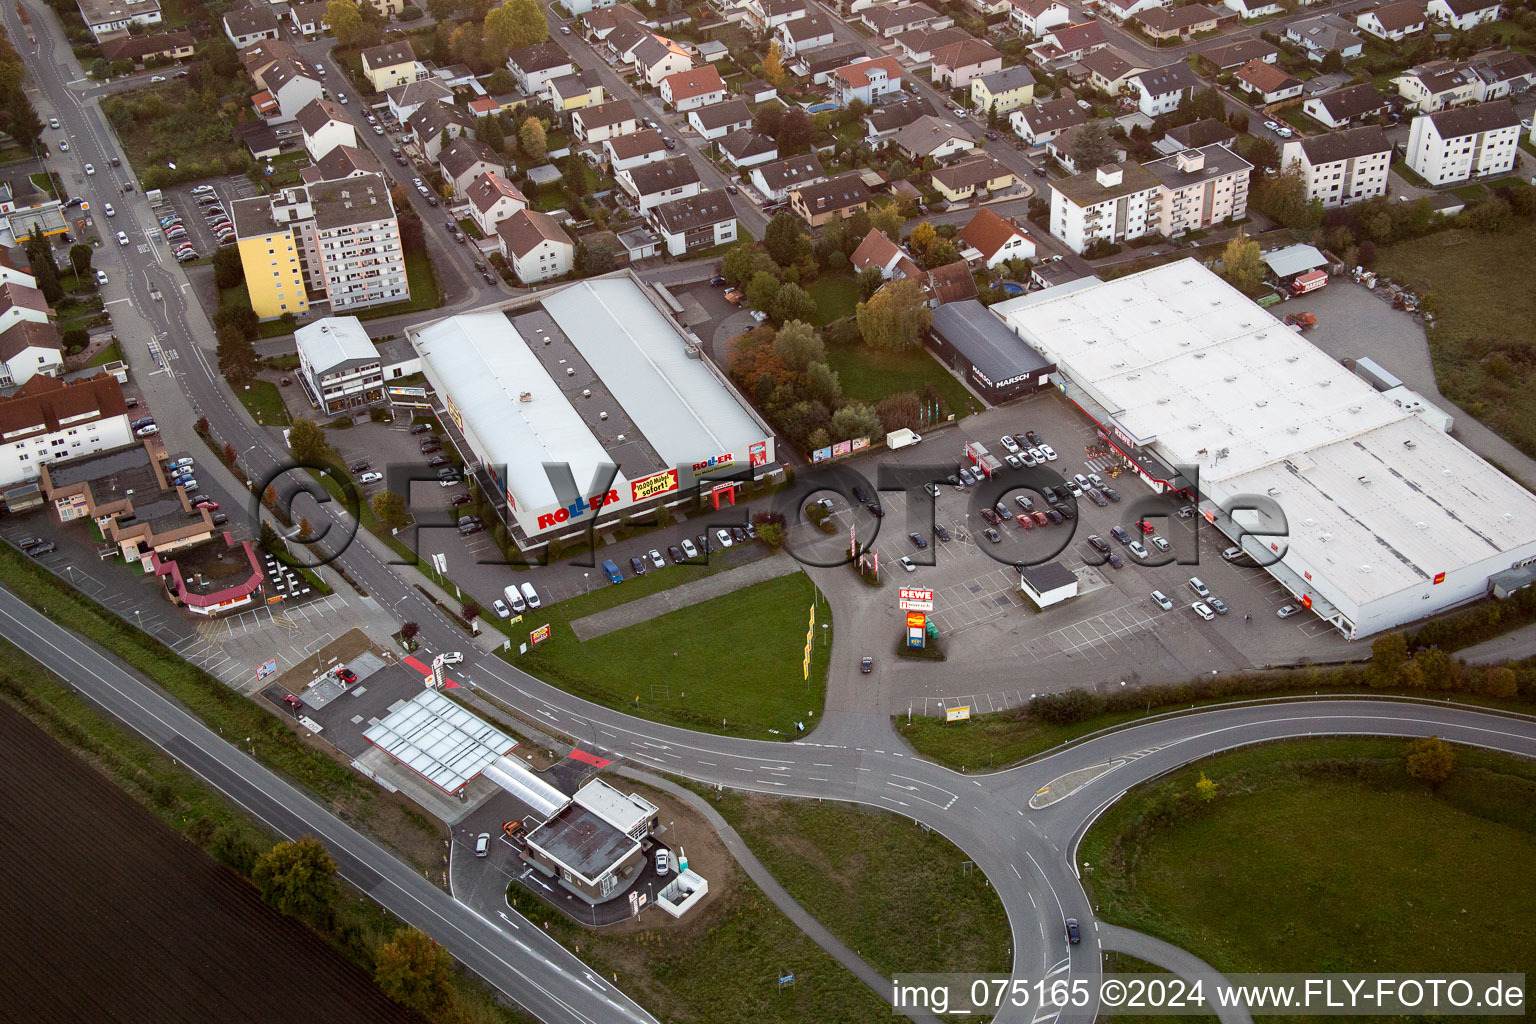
[541,278,765,470]
[410,311,624,513]
[295,315,377,375]
[995,260,1536,610]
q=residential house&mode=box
[1008,0,1071,36]
[360,40,422,92]
[958,207,1036,267]
[1232,57,1304,103]
[689,99,752,140]
[1142,143,1251,237]
[1011,96,1088,144]
[549,70,606,111]
[649,192,738,255]
[1028,21,1108,63]
[930,155,1016,203]
[660,66,728,111]
[605,129,670,171]
[895,25,970,64]
[497,210,574,283]
[572,99,641,142]
[438,138,505,196]
[603,21,655,64]
[891,115,978,162]
[294,317,382,416]
[695,40,729,63]
[1221,0,1282,17]
[915,262,977,306]
[1426,0,1500,29]
[1197,37,1279,70]
[930,38,1005,89]
[304,145,385,184]
[77,0,161,41]
[1356,0,1427,41]
[507,42,577,96]
[865,97,937,141]
[97,30,193,67]
[1404,100,1521,184]
[0,374,131,487]
[224,5,281,48]
[1046,122,1127,172]
[1392,52,1536,112]
[258,57,324,121]
[789,172,871,227]
[751,154,827,201]
[792,41,868,83]
[465,172,529,236]
[0,252,35,291]
[718,129,779,168]
[860,2,950,37]
[1048,162,1161,252]
[1152,116,1235,153]
[1079,48,1144,93]
[1127,62,1201,116]
[296,99,354,162]
[632,34,694,87]
[618,156,703,212]
[579,4,645,42]
[851,229,921,279]
[0,283,53,341]
[1280,125,1392,206]
[1285,15,1363,62]
[407,100,476,162]
[1097,0,1167,22]
[830,56,905,105]
[385,79,453,123]
[971,66,1037,116]
[744,0,808,34]
[289,1,329,36]
[1303,83,1391,127]
[1134,3,1221,40]
[774,10,836,54]
[0,321,63,388]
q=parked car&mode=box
[1277,604,1300,618]
[359,471,383,483]
[934,524,950,542]
[1188,577,1211,598]
[899,555,916,572]
[648,548,666,569]
[709,275,727,286]
[1209,597,1229,615]
[999,434,1019,453]
[1039,444,1057,460]
[668,544,685,564]
[1110,525,1130,544]
[984,528,1002,543]
[861,656,873,673]
[336,666,358,684]
[1151,590,1173,610]
[1128,540,1149,559]
[411,423,433,434]
[680,538,699,559]
[1087,535,1110,553]
[630,555,646,575]
[715,528,733,548]
[655,849,670,875]
[493,599,511,619]
[908,531,928,549]
[1191,601,1215,621]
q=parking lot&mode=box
[794,389,1359,706]
[154,176,258,260]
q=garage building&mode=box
[927,298,1056,403]
[994,260,1536,638]
[409,273,776,550]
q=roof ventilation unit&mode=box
[581,389,591,398]
[1348,404,1361,412]
[1256,400,1267,407]
[566,367,576,376]
[600,411,608,421]
[1357,475,1370,483]
[1267,487,1280,495]
[518,391,533,402]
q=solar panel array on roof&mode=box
[363,689,517,794]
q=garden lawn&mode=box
[235,380,290,426]
[825,340,981,416]
[714,792,1010,977]
[88,340,124,366]
[512,571,831,739]
[806,272,860,326]
[1374,225,1536,458]
[355,251,440,320]
[1080,738,1536,982]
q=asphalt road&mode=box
[16,5,1536,1023]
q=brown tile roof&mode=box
[960,207,1029,261]
[577,99,637,129]
[932,154,1013,192]
[833,56,904,89]
[931,37,1002,71]
[1133,3,1219,32]
[850,228,905,272]
[0,282,50,317]
[1234,57,1300,94]
[438,137,503,180]
[312,144,384,181]
[466,172,528,214]
[0,320,61,364]
[606,128,668,159]
[496,209,573,259]
[361,39,416,70]
[0,372,124,438]
[1364,0,1426,31]
[294,97,349,138]
[923,262,978,305]
[663,65,726,101]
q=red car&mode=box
[1018,514,1034,530]
[1031,511,1049,527]
[1136,519,1156,534]
[282,694,303,711]
[336,666,358,684]
[195,499,218,510]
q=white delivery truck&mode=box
[503,584,527,614]
[886,428,922,450]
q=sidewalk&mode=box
[570,553,802,640]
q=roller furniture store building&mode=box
[409,273,776,550]
[994,260,1536,639]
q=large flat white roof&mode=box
[410,312,623,511]
[295,315,376,374]
[996,260,1536,607]
[363,689,517,794]
[541,278,763,469]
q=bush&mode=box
[1029,689,1107,725]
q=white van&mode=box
[1188,577,1211,598]
[519,581,541,609]
[503,584,526,614]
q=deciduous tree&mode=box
[1069,118,1117,173]
[761,40,786,89]
[519,116,547,163]
[372,491,409,531]
[374,928,454,1013]
[771,319,824,369]
[326,0,369,46]
[745,270,781,312]
[1404,735,1454,787]
[213,244,244,289]
[252,836,338,920]
[485,0,548,58]
[1195,773,1217,802]
[857,265,885,299]
[856,277,930,351]
[1219,234,1264,294]
[830,402,881,442]
[770,281,815,324]
[764,210,811,268]
[287,418,330,466]
[1369,631,1408,687]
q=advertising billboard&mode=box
[812,446,832,464]
[530,624,552,645]
[750,440,769,467]
[945,706,971,722]
[631,468,679,502]
[851,437,870,452]
[899,588,934,612]
[833,440,852,458]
